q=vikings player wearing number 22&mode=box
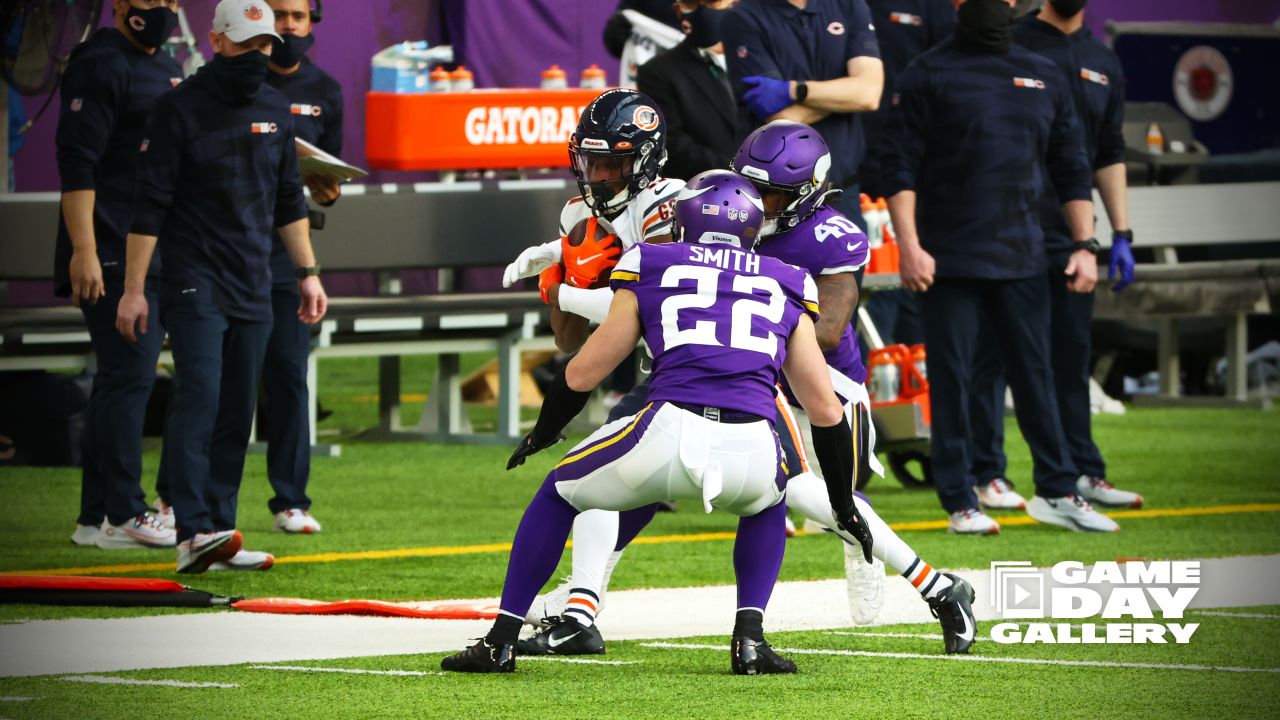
[443,171,872,676]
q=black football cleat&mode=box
[515,616,605,656]
[440,639,516,673]
[730,636,797,675]
[927,573,977,654]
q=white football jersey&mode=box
[557,177,685,249]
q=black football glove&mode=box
[506,431,566,470]
[834,504,874,564]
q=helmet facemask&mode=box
[569,138,664,217]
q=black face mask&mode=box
[956,0,1014,54]
[270,33,315,68]
[125,5,179,50]
[1048,0,1088,19]
[679,5,728,49]
[204,50,271,104]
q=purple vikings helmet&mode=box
[732,120,834,237]
[671,170,765,249]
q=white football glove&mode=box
[502,240,562,288]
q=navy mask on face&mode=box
[1049,0,1088,19]
[205,50,271,104]
[125,5,179,49]
[956,0,1014,54]
[679,4,728,49]
[271,33,315,68]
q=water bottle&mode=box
[450,66,474,91]
[580,64,607,89]
[541,65,567,89]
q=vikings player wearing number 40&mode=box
[442,170,875,676]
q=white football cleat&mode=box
[1027,495,1119,533]
[976,478,1027,510]
[273,509,322,534]
[70,523,100,546]
[843,543,884,625]
[525,576,572,627]
[176,530,241,574]
[947,508,1001,535]
[152,498,176,529]
[209,549,275,571]
[1077,476,1143,508]
[95,513,177,549]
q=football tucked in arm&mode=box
[562,216,622,289]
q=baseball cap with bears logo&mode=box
[212,0,282,43]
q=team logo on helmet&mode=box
[245,3,265,21]
[615,141,633,150]
[129,15,147,31]
[632,106,660,132]
[827,21,846,35]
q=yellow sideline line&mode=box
[5,502,1278,578]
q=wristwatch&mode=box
[296,265,322,279]
[794,80,809,103]
[1113,229,1134,245]
[1073,238,1101,255]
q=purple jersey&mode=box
[610,242,820,420]
[754,205,870,394]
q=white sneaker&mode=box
[176,530,242,574]
[1027,495,1120,533]
[843,543,884,625]
[209,549,275,571]
[70,523,100,546]
[525,576,572,627]
[1077,476,1143,509]
[273,509,322,534]
[152,498,176,529]
[977,479,1027,510]
[947,508,1001,535]
[95,514,177,549]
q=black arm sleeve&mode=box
[131,95,182,237]
[1046,67,1093,203]
[602,11,632,59]
[809,417,856,515]
[530,370,593,443]
[1095,63,1126,169]
[56,58,127,192]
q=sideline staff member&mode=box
[260,0,344,534]
[116,0,328,574]
[968,0,1142,512]
[56,0,183,551]
[723,0,884,223]
[882,0,1117,535]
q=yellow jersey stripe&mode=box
[611,270,640,282]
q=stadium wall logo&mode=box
[989,560,1200,645]
[1173,45,1233,121]
[464,106,585,146]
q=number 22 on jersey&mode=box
[658,266,786,358]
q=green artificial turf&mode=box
[1,610,1278,720]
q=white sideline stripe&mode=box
[1194,611,1280,619]
[641,643,1280,674]
[518,657,639,665]
[827,631,947,641]
[251,665,442,677]
[352,317,424,332]
[0,698,34,703]
[58,675,239,688]
[439,313,508,329]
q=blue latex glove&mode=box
[1108,236,1135,291]
[741,75,794,120]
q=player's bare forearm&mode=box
[565,289,642,391]
[278,217,316,268]
[1062,198,1095,243]
[123,233,158,294]
[797,58,884,114]
[815,273,857,350]
[887,191,920,248]
[768,103,830,125]
[61,190,97,254]
[1094,163,1129,231]
[551,304,591,353]
[782,316,843,427]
